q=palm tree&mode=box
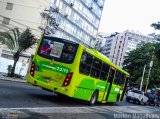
[0,28,36,77]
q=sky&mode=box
[98,0,160,35]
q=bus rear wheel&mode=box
[88,90,98,106]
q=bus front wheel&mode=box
[88,90,98,106]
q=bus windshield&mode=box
[37,37,79,64]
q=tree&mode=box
[153,42,160,61]
[7,65,12,76]
[0,28,36,77]
[151,21,160,30]
[151,21,160,59]
[123,43,160,88]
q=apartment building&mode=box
[0,0,51,75]
[99,31,156,67]
[0,0,51,37]
[0,0,105,49]
[48,0,105,48]
[0,0,105,75]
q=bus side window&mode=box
[79,52,93,75]
[114,71,120,85]
[108,68,115,83]
[120,73,125,86]
[90,58,102,78]
[114,72,125,86]
[100,63,110,81]
[61,44,75,62]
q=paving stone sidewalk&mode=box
[0,75,26,83]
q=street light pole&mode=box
[145,60,153,93]
[140,64,146,91]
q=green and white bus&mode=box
[27,36,130,105]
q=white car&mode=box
[126,90,148,105]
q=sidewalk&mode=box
[0,75,27,83]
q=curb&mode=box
[0,77,26,83]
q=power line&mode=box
[33,0,51,6]
[0,0,48,10]
[0,21,40,38]
[0,15,28,27]
[0,15,42,26]
[8,18,42,25]
[0,15,41,33]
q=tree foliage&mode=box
[151,21,160,59]
[0,28,36,77]
[123,43,160,88]
[151,21,160,30]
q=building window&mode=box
[2,17,10,25]
[127,47,131,50]
[6,3,13,10]
[117,37,118,40]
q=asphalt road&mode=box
[0,79,159,119]
[0,79,86,108]
[0,79,139,108]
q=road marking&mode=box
[0,106,159,114]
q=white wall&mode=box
[0,57,30,76]
[0,0,51,37]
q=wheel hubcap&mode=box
[91,94,96,104]
[91,93,96,104]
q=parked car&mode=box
[147,91,160,106]
[126,90,148,105]
[147,93,157,106]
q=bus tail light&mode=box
[62,72,73,87]
[30,62,35,77]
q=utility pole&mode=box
[145,60,153,92]
[140,64,146,91]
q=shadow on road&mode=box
[26,92,88,107]
[26,91,135,107]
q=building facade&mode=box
[0,0,105,48]
[47,0,105,48]
[99,31,156,67]
[0,0,51,37]
[95,32,109,51]
[0,0,51,75]
[0,0,105,75]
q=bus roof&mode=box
[42,36,129,76]
[80,44,130,76]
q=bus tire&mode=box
[88,90,98,106]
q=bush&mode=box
[14,74,22,78]
[7,65,12,77]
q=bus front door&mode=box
[105,67,116,102]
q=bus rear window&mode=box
[38,37,78,64]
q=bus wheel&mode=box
[88,90,98,106]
